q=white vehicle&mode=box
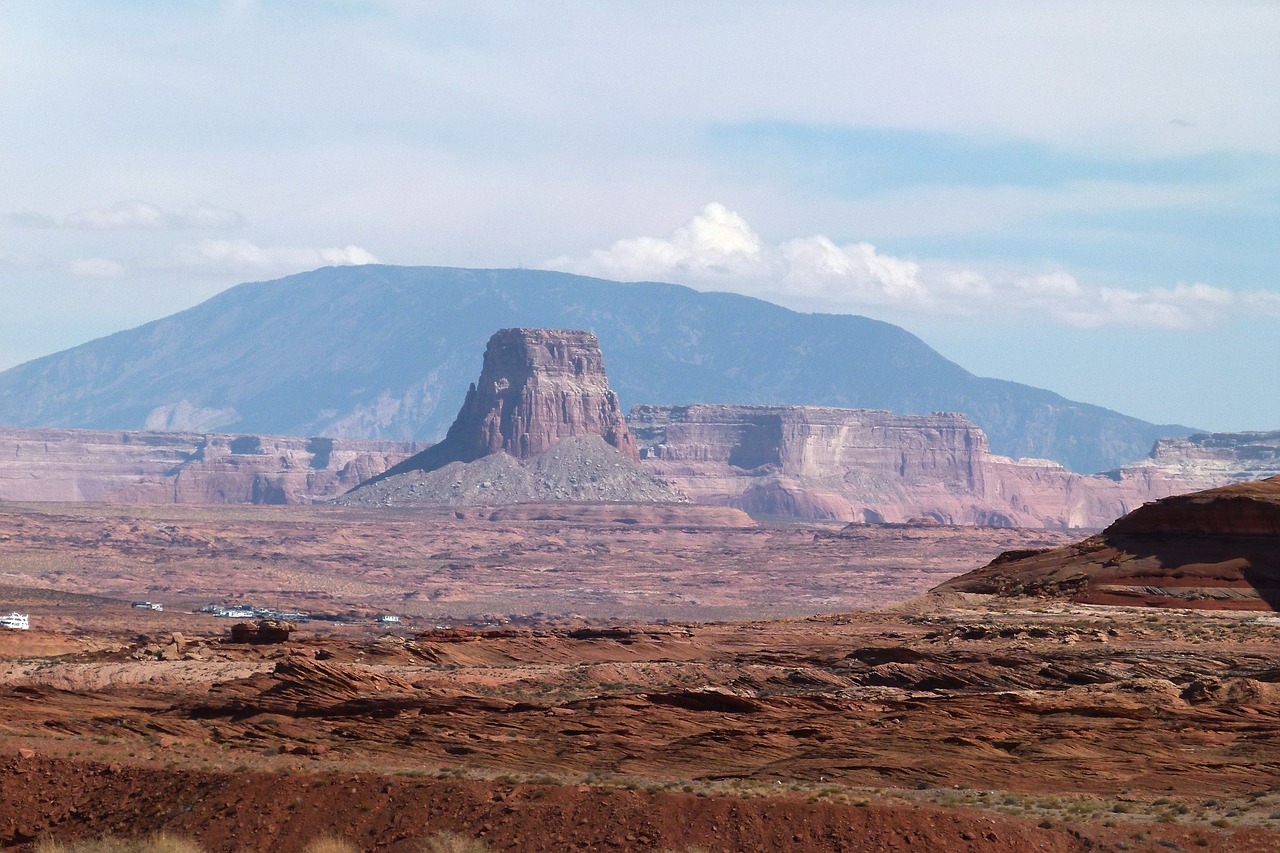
[0,613,29,630]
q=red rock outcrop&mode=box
[229,620,297,644]
[0,427,421,505]
[629,404,1192,529]
[936,475,1280,610]
[379,329,638,479]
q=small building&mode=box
[377,614,401,624]
[1,613,29,631]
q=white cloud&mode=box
[547,203,1267,330]
[69,257,126,279]
[164,238,379,276]
[5,201,242,231]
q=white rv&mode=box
[0,613,29,631]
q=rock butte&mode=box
[0,427,421,505]
[630,404,1278,529]
[937,474,1280,610]
[378,327,638,479]
[341,328,680,507]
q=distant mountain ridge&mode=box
[0,265,1193,472]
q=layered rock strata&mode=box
[937,475,1280,610]
[0,427,421,505]
[1110,430,1280,491]
[345,329,678,506]
[378,328,638,481]
[629,405,1208,529]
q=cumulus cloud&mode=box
[547,203,1270,330]
[5,201,242,230]
[164,238,378,276]
[69,258,126,279]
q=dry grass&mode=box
[417,831,490,853]
[302,838,360,853]
[35,834,203,853]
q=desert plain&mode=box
[0,500,1277,852]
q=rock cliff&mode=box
[0,428,420,504]
[379,328,638,479]
[937,475,1280,610]
[629,405,1204,529]
[1109,430,1280,490]
[344,329,677,506]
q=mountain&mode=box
[0,265,1193,473]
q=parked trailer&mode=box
[0,613,29,630]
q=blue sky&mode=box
[1,1,1277,433]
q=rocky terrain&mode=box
[344,329,679,507]
[630,404,1215,528]
[938,475,1280,610]
[0,265,1193,473]
[0,497,1277,849]
[0,428,420,504]
[0,599,1276,851]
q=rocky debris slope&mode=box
[0,427,421,504]
[936,475,1280,610]
[344,329,677,506]
[338,435,682,507]
[631,404,1200,528]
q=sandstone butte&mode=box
[936,474,1280,610]
[0,428,421,504]
[372,327,640,482]
[629,404,1280,529]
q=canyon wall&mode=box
[0,428,422,505]
[629,405,1209,529]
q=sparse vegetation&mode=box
[302,838,360,853]
[417,831,491,853]
[35,834,203,853]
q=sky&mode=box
[1,1,1277,431]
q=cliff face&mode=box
[938,475,1280,611]
[381,328,639,478]
[630,405,1193,529]
[0,428,421,505]
[1110,430,1280,491]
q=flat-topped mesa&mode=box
[382,328,639,477]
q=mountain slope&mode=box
[0,265,1193,472]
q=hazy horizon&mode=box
[2,2,1276,432]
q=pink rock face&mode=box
[0,428,422,505]
[386,328,639,475]
[628,405,1224,529]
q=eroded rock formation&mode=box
[343,329,677,506]
[382,328,638,479]
[629,405,1209,529]
[936,475,1280,610]
[0,428,421,505]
